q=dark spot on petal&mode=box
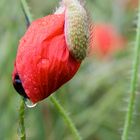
[13,73,29,99]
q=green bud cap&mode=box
[63,0,89,61]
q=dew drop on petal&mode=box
[24,98,37,108]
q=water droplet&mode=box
[24,98,37,108]
[37,58,49,70]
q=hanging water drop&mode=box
[24,98,37,108]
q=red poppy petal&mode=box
[14,13,80,103]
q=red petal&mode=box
[14,14,80,103]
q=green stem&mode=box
[20,0,81,139]
[20,0,32,24]
[121,3,140,140]
[18,0,31,139]
[18,98,26,140]
[50,96,81,140]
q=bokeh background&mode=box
[0,0,140,140]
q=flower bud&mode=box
[63,0,89,61]
[12,0,89,103]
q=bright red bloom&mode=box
[12,13,80,103]
[90,23,125,58]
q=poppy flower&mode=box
[12,0,89,103]
[90,23,125,58]
[126,0,138,9]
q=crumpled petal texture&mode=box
[14,14,80,103]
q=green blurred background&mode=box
[0,0,140,140]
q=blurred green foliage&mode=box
[0,0,140,140]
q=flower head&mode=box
[12,0,89,103]
[90,23,125,58]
